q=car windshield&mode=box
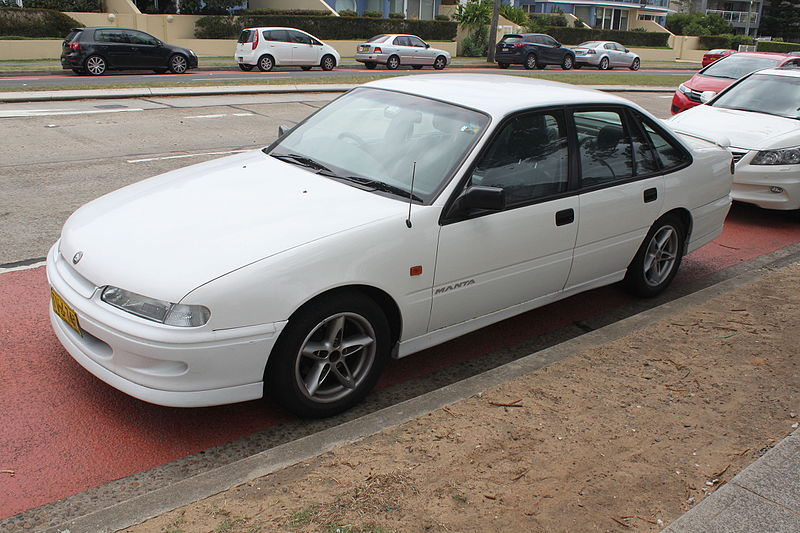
[701,55,781,79]
[577,41,601,48]
[367,34,390,43]
[712,73,800,119]
[238,30,254,43]
[266,88,489,203]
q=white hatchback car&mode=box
[235,27,340,72]
[669,68,800,210]
[48,75,732,418]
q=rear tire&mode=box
[386,55,400,70]
[599,57,610,70]
[624,214,686,298]
[364,61,377,70]
[258,54,274,72]
[266,291,390,418]
[238,63,254,71]
[84,55,106,76]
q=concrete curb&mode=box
[44,252,800,533]
[0,84,677,103]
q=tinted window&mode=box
[126,31,158,46]
[409,36,426,47]
[64,30,81,44]
[288,31,311,44]
[542,36,558,47]
[575,110,634,187]
[94,30,127,43]
[702,54,781,79]
[470,111,569,206]
[394,36,410,46]
[638,116,691,170]
[238,30,254,43]
[604,43,615,50]
[614,43,626,52]
[577,41,600,48]
[501,36,523,44]
[264,30,290,42]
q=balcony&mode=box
[706,9,759,26]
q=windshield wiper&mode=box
[332,175,423,202]
[271,152,333,173]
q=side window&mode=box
[394,36,410,46]
[604,43,614,50]
[127,31,158,46]
[574,110,634,187]
[638,117,692,170]
[95,30,127,43]
[268,30,290,42]
[469,111,569,206]
[262,30,274,41]
[616,43,626,52]
[409,36,426,47]
[289,31,311,44]
[543,36,558,47]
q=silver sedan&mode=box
[573,41,640,71]
[355,34,451,70]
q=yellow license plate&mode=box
[51,288,82,337]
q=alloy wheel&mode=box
[86,56,106,76]
[643,226,679,287]
[169,55,187,74]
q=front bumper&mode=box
[46,242,286,407]
[732,154,800,210]
[671,90,701,115]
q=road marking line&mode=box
[127,150,246,163]
[0,108,143,118]
[0,260,46,274]
[232,113,255,116]
[185,114,227,119]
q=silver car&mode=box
[355,34,451,70]
[573,41,640,71]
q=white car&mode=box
[234,27,340,72]
[354,34,451,70]
[572,41,640,71]
[48,75,732,418]
[669,67,800,211]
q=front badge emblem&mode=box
[72,251,83,265]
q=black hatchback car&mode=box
[495,33,575,70]
[61,27,198,76]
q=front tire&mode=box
[84,55,106,76]
[412,64,423,70]
[321,54,336,71]
[524,53,537,70]
[258,54,274,72]
[301,65,312,71]
[386,55,400,70]
[630,58,640,71]
[433,55,447,70]
[561,54,574,70]
[624,214,686,298]
[168,54,188,74]
[266,292,391,418]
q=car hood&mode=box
[59,150,405,302]
[668,105,800,150]
[683,74,734,92]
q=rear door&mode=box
[264,29,293,65]
[235,29,255,61]
[92,29,133,68]
[541,35,561,64]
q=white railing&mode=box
[706,10,759,25]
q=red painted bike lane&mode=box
[0,204,797,519]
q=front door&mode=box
[126,30,168,68]
[288,30,319,66]
[430,110,578,331]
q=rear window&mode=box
[367,34,390,43]
[577,41,600,48]
[500,35,523,44]
[238,30,255,43]
[64,30,81,44]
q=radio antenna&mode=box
[405,161,417,228]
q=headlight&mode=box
[751,146,800,165]
[189,49,196,56]
[101,286,210,327]
[678,83,692,95]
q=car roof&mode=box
[730,51,793,59]
[363,74,637,117]
[753,67,800,78]
[242,27,309,31]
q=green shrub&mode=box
[757,40,800,53]
[22,0,101,12]
[243,9,331,16]
[0,7,81,37]
[499,5,528,26]
[666,13,732,36]
[363,10,382,18]
[461,32,487,56]
[389,12,405,19]
[698,34,754,49]
[435,14,450,21]
[195,14,458,41]
[338,10,357,17]
[545,27,670,47]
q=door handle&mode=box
[644,188,658,203]
[555,208,574,226]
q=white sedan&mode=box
[668,67,800,211]
[48,75,733,418]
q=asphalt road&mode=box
[0,64,696,89]
[1,89,798,530]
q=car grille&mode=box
[730,149,748,164]
[686,89,704,103]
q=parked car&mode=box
[494,33,576,70]
[671,51,800,114]
[572,41,640,70]
[235,27,340,72]
[354,34,450,70]
[669,67,800,211]
[48,74,732,418]
[60,27,197,76]
[701,48,736,67]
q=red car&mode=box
[671,52,800,114]
[701,48,736,67]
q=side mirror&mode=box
[458,185,505,213]
[556,42,561,48]
[625,48,630,53]
[425,43,430,49]
[278,124,290,137]
[700,91,717,104]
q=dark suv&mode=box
[495,33,575,70]
[61,27,198,76]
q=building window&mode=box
[336,0,357,12]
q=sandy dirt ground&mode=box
[122,263,799,533]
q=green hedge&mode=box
[757,40,800,53]
[0,7,81,38]
[21,0,101,12]
[545,27,669,47]
[195,14,457,41]
[698,34,754,49]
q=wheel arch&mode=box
[661,207,693,254]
